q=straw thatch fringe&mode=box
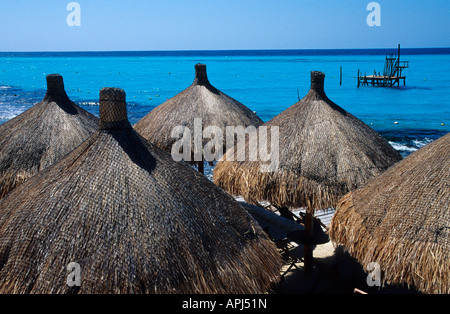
[0,74,98,199]
[0,88,281,294]
[331,193,450,294]
[330,133,450,294]
[213,162,344,210]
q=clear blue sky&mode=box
[1,0,449,51]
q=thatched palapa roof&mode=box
[213,71,402,210]
[330,132,450,294]
[0,87,281,294]
[0,74,99,199]
[134,64,263,168]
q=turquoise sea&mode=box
[1,49,449,160]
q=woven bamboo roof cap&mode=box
[99,87,127,123]
[193,63,209,85]
[45,74,67,97]
[310,70,325,92]
[0,87,282,294]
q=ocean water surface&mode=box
[1,49,449,166]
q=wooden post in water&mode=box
[357,69,360,88]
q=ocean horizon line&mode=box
[1,47,449,57]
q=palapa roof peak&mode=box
[309,71,325,93]
[213,71,402,210]
[134,63,263,158]
[98,87,129,129]
[42,74,80,114]
[45,74,68,98]
[193,63,210,86]
[99,87,127,119]
[0,74,99,199]
[0,87,281,294]
[305,71,345,114]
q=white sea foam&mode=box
[389,141,418,152]
[412,138,433,148]
[0,104,27,121]
[78,101,99,106]
[0,113,20,120]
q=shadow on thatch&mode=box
[0,87,282,294]
[111,126,157,175]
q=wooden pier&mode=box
[358,44,409,87]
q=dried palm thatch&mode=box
[0,74,98,199]
[213,71,402,211]
[134,63,263,172]
[330,132,450,294]
[0,87,282,294]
